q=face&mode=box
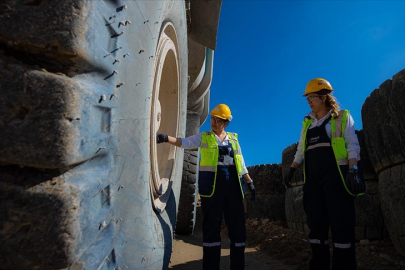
[306,94,325,113]
[210,116,228,133]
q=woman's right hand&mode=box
[156,133,168,144]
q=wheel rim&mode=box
[150,23,181,213]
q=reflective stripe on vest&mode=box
[306,142,331,151]
[199,131,245,198]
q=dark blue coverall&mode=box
[200,142,246,270]
[304,116,356,269]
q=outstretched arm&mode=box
[157,133,202,149]
[167,135,182,147]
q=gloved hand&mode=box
[156,133,168,144]
[345,168,366,195]
[284,167,297,188]
[246,182,256,201]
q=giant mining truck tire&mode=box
[175,149,199,235]
[0,1,187,269]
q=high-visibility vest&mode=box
[199,131,245,198]
[302,110,363,196]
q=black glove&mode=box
[345,168,366,195]
[246,182,256,201]
[156,133,168,144]
[284,167,297,188]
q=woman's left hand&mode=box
[345,168,366,195]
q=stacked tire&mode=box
[282,143,308,234]
[362,69,405,255]
[246,164,285,221]
[354,130,387,241]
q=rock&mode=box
[379,253,394,266]
[380,261,390,266]
[379,253,391,260]
[360,239,370,246]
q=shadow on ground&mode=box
[169,227,290,270]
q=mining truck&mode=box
[0,0,222,269]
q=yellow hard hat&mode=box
[210,104,233,121]
[303,78,333,96]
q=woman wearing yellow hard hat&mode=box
[284,78,365,269]
[157,103,255,269]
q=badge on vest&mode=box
[309,136,320,144]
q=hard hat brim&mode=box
[303,89,333,97]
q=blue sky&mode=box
[200,0,405,167]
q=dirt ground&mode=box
[170,218,405,269]
[245,219,405,270]
[169,219,289,270]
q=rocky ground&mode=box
[245,219,405,270]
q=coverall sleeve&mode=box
[344,113,361,160]
[293,126,305,165]
[180,133,203,149]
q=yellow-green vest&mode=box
[302,110,363,196]
[199,131,245,198]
